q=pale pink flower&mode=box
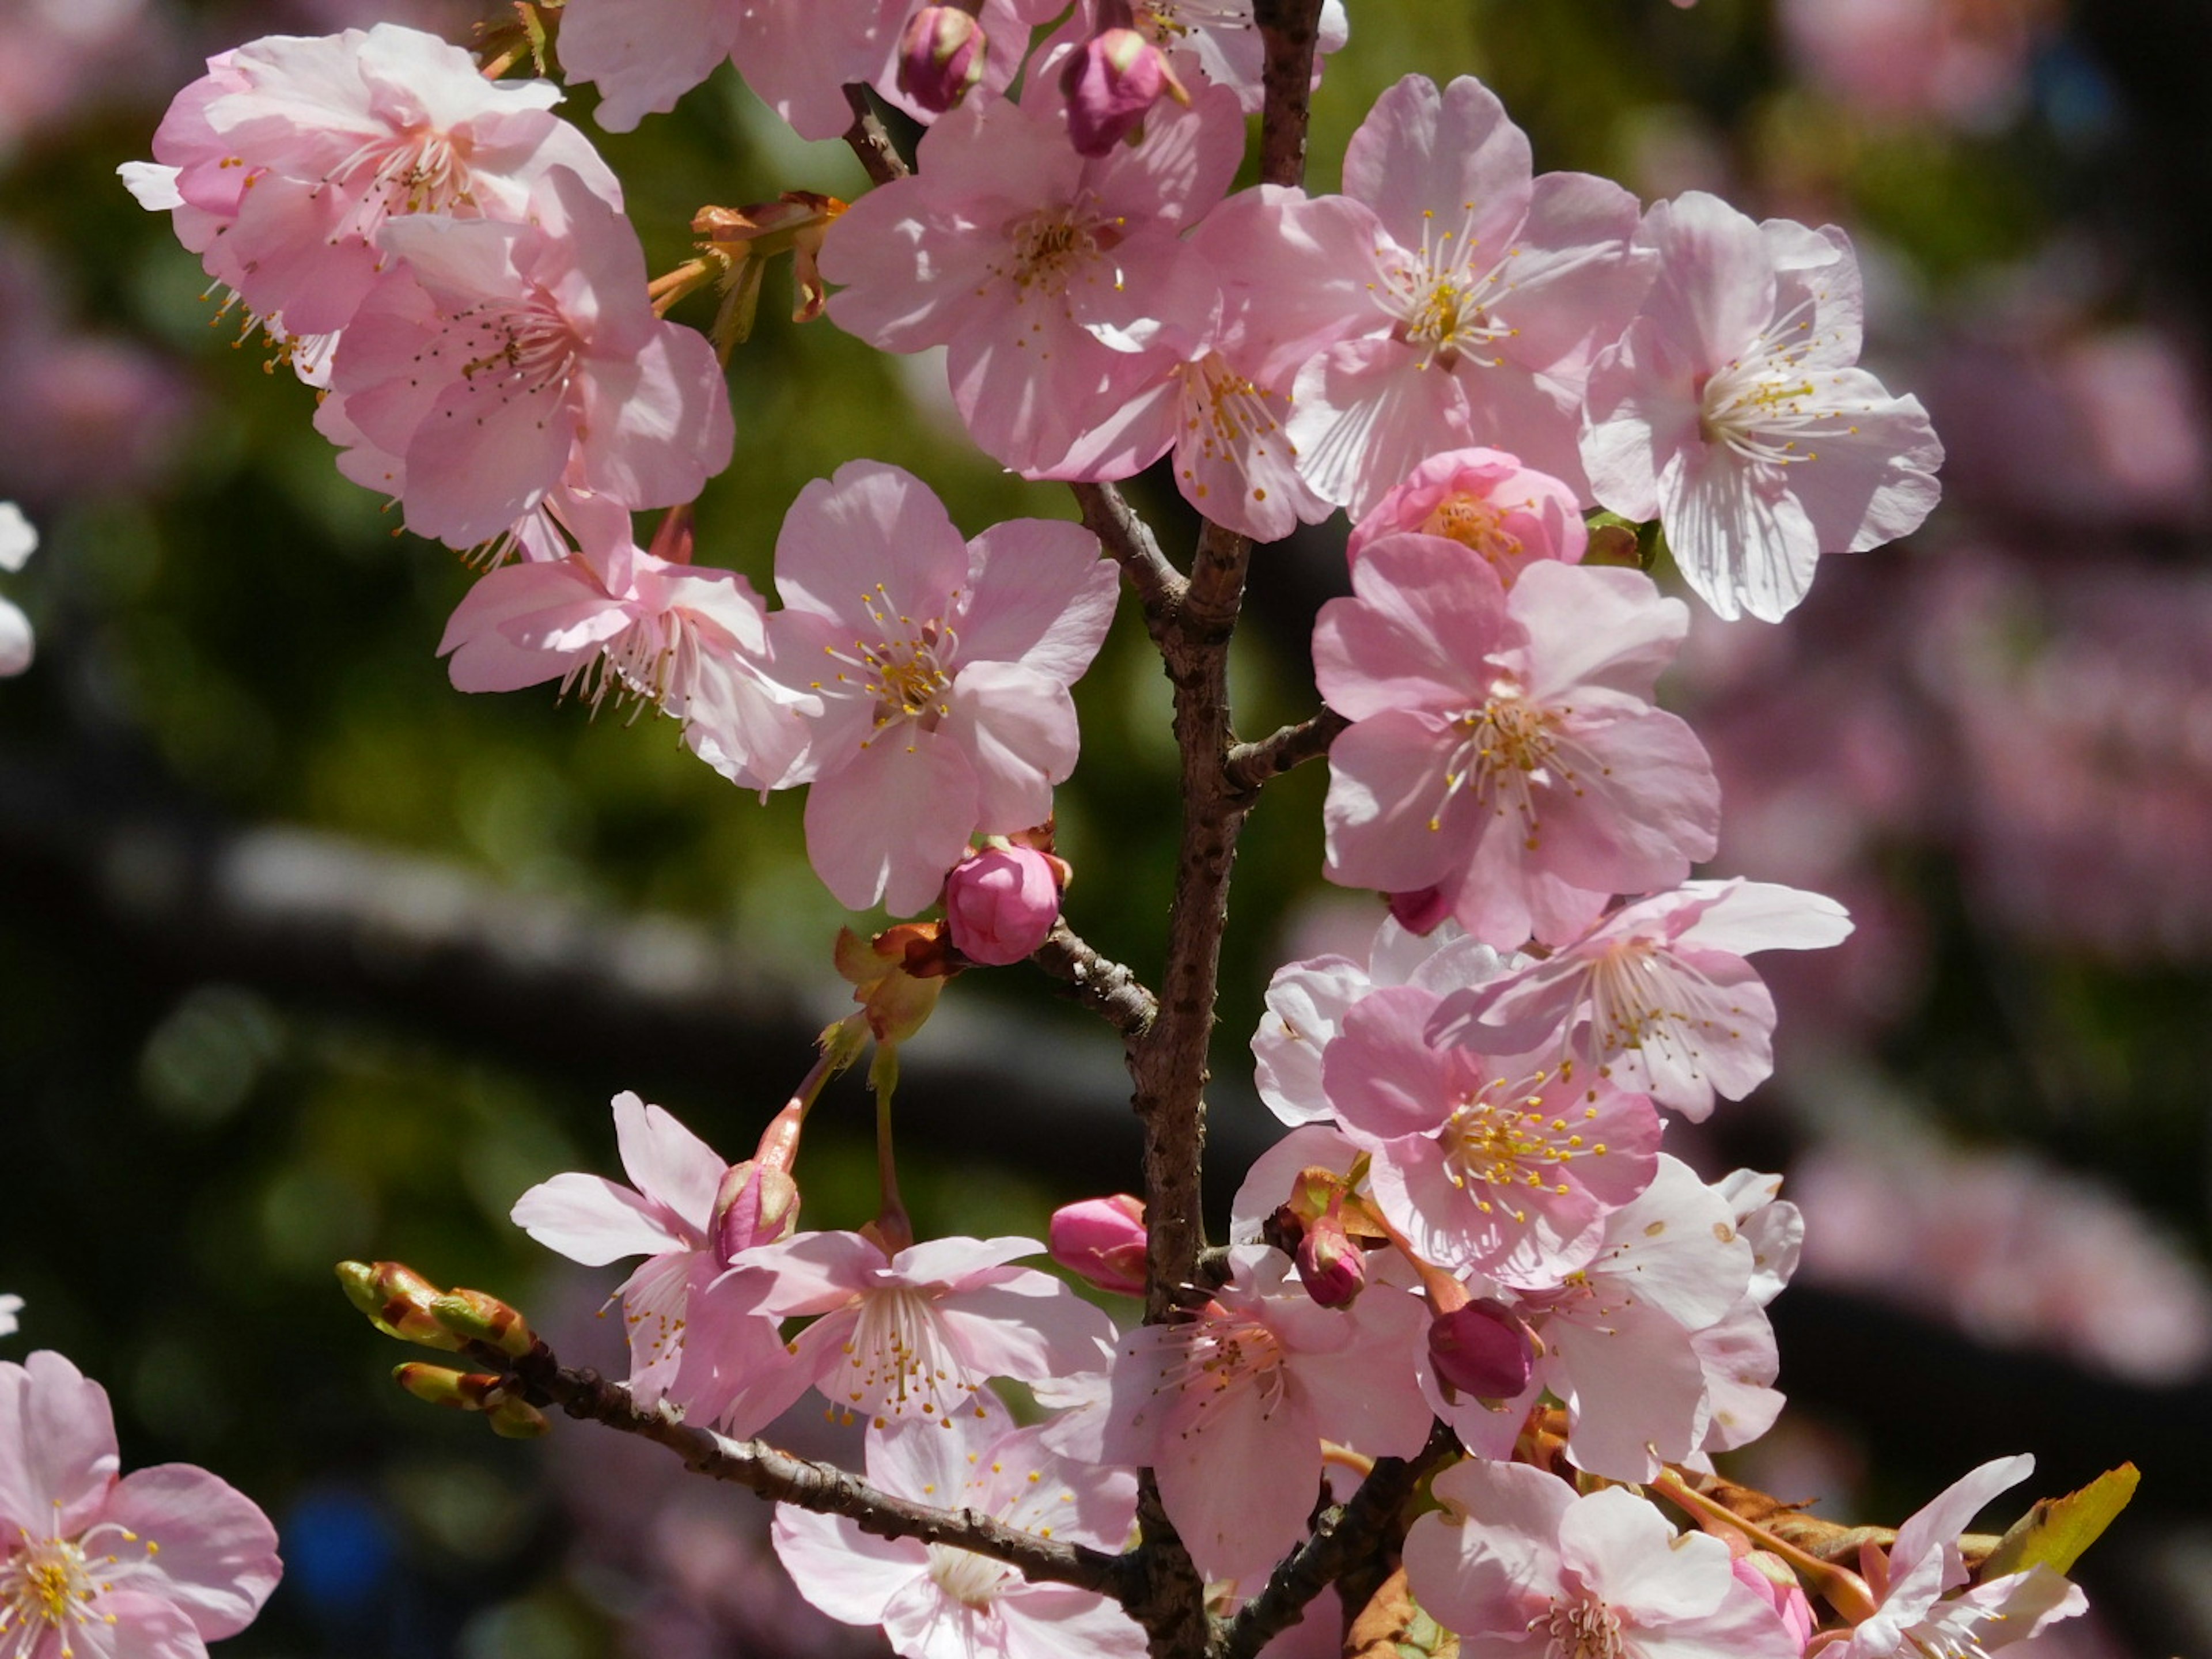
[1403,1460,1799,1659]
[1252,912,1513,1128]
[328,166,732,549]
[1427,879,1852,1120]
[0,503,35,678]
[719,1230,1117,1428]
[1048,1244,1429,1588]
[0,1350,282,1659]
[1778,0,2055,129]
[1213,74,1651,513]
[754,461,1117,915]
[1833,1457,2086,1659]
[1321,984,1662,1287]
[820,85,1241,476]
[510,1092,806,1433]
[1316,543,1718,948]
[1345,448,1588,578]
[131,25,620,337]
[773,1399,1145,1659]
[945,844,1063,965]
[1581,191,1943,622]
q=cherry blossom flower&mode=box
[328,166,732,549]
[0,1350,282,1659]
[1344,448,1588,578]
[1581,191,1943,622]
[129,25,620,338]
[1321,984,1662,1287]
[1213,74,1651,513]
[774,1398,1145,1659]
[1832,1457,2086,1659]
[0,502,35,678]
[510,1092,806,1434]
[1316,542,1718,948]
[1046,0,1349,115]
[1427,879,1853,1120]
[753,461,1117,915]
[820,84,1241,477]
[719,1230,1117,1429]
[1047,1244,1429,1588]
[1403,1460,1799,1659]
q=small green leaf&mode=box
[1979,1464,2138,1581]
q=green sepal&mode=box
[1979,1464,2138,1581]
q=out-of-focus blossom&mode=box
[0,503,36,677]
[0,1296,18,1338]
[0,1350,283,1659]
[1582,191,1942,623]
[1778,0,2058,130]
[898,5,990,113]
[0,0,177,171]
[1044,0,1347,114]
[1795,1119,2212,1384]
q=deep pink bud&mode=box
[945,844,1062,965]
[713,1159,801,1263]
[1050,1194,1147,1297]
[1730,1555,1816,1650]
[1388,885,1453,935]
[1059,27,1189,157]
[1294,1211,1366,1308]
[898,5,988,113]
[1427,1298,1536,1401]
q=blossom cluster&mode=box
[110,6,2114,1659]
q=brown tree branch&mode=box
[496,1343,1135,1599]
[1215,1421,1460,1659]
[1224,708,1347,793]
[1032,918,1160,1044]
[841,85,912,184]
[1071,482,1189,641]
[1253,0,1328,188]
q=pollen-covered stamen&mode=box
[821,585,961,745]
[1154,1308,1290,1426]
[1132,0,1253,43]
[925,1542,1013,1609]
[1696,291,1863,467]
[1430,684,1581,845]
[1581,940,1748,1080]
[1370,203,1521,371]
[1425,493,1527,567]
[1176,355,1293,472]
[841,1287,972,1422]
[449,296,584,402]
[1441,1077,1605,1217]
[0,1519,159,1659]
[1537,1590,1627,1659]
[319,125,478,242]
[991,199,1124,306]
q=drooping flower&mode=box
[718,1230,1118,1429]
[510,1092,806,1433]
[1316,541,1718,948]
[1403,1459,1800,1659]
[752,461,1118,915]
[127,25,620,338]
[327,166,732,550]
[1426,879,1853,1120]
[1832,1457,2087,1659]
[1344,448,1588,579]
[1048,1243,1429,1588]
[1581,191,1943,622]
[0,1350,282,1659]
[773,1397,1146,1659]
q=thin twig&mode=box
[841,85,911,184]
[1215,1420,1460,1659]
[1032,919,1160,1045]
[1225,708,1347,794]
[1070,482,1188,640]
[497,1344,1134,1599]
[1253,0,1329,188]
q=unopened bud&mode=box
[1427,1298,1536,1402]
[486,1396,553,1438]
[945,844,1063,965]
[1049,1194,1147,1297]
[1730,1554,1815,1650]
[1388,885,1452,936]
[898,5,987,113]
[1059,27,1188,157]
[427,1289,537,1359]
[338,1261,464,1351]
[1295,1210,1366,1307]
[713,1159,801,1263]
[393,1363,502,1410]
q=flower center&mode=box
[1442,1078,1606,1220]
[1153,1307,1290,1427]
[1430,685,1582,849]
[1696,293,1859,467]
[926,1542,1014,1609]
[0,1522,157,1659]
[838,1285,975,1426]
[1172,354,1294,494]
[1134,0,1251,40]
[1582,939,1749,1079]
[1424,494,1527,570]
[995,202,1122,303]
[321,124,477,243]
[1541,1592,1626,1659]
[820,585,961,746]
[1373,205,1520,370]
[452,297,584,403]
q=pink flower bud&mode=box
[1730,1554,1815,1650]
[1388,885,1453,936]
[1050,1194,1147,1297]
[1427,1298,1536,1401]
[897,5,987,114]
[945,844,1062,965]
[1294,1213,1366,1308]
[713,1158,801,1263]
[1059,27,1189,157]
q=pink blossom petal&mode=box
[773,460,969,625]
[771,1506,925,1623]
[102,1465,282,1641]
[0,1350,118,1537]
[508,1173,694,1265]
[1343,73,1532,259]
[556,0,739,131]
[1559,1487,1729,1622]
[940,662,1079,831]
[956,519,1119,683]
[1290,336,1476,516]
[612,1089,725,1231]
[803,731,980,914]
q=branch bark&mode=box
[1253,0,1329,188]
[1031,918,1159,1044]
[1225,708,1347,793]
[1071,481,1190,643]
[842,85,912,184]
[498,1343,1136,1599]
